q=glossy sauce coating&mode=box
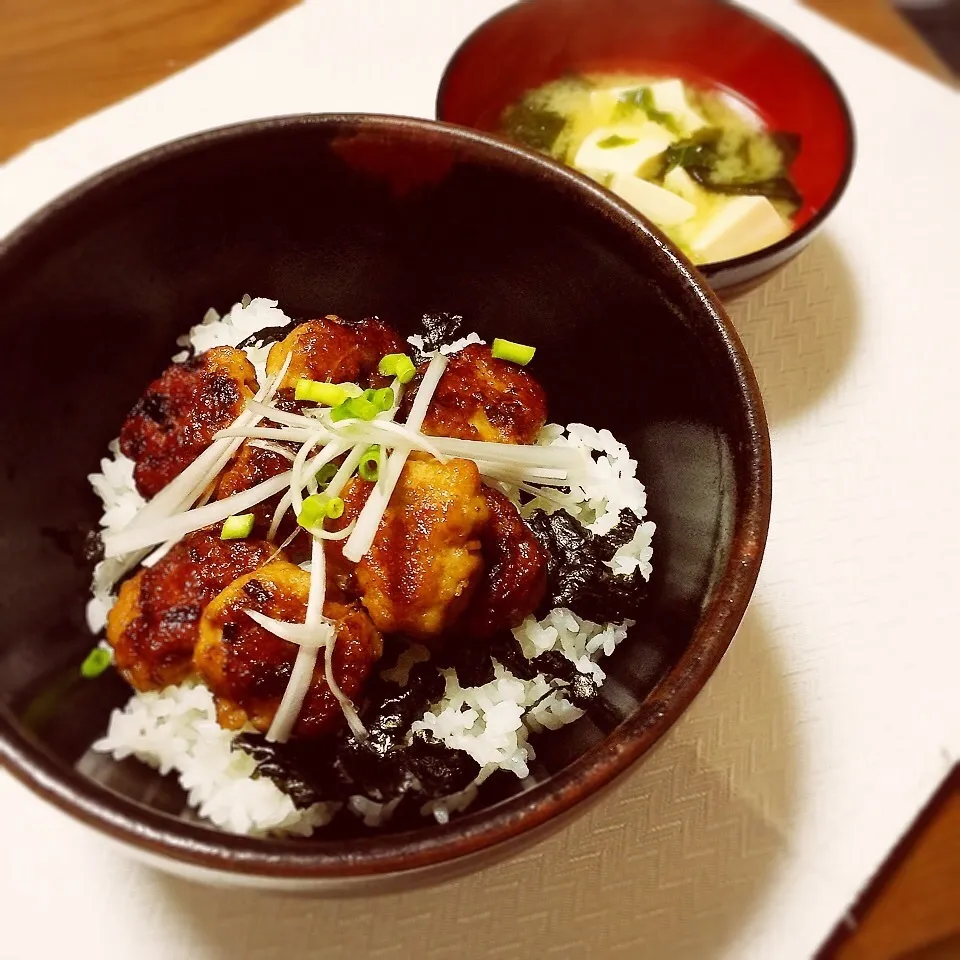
[413,344,547,444]
[213,441,309,559]
[348,455,489,642]
[457,488,548,638]
[266,316,406,394]
[119,346,256,498]
[194,561,382,738]
[106,530,279,691]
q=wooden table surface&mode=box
[0,1,957,957]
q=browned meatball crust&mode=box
[411,344,547,445]
[106,530,279,691]
[457,488,548,638]
[193,561,383,738]
[119,346,257,498]
[347,455,489,642]
[266,316,406,394]
[213,441,311,559]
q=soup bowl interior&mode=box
[437,0,855,292]
[0,115,769,887]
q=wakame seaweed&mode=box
[685,167,803,208]
[612,87,680,135]
[527,508,649,624]
[662,127,803,210]
[500,102,567,153]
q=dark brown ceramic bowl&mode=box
[0,114,770,889]
[437,0,856,295]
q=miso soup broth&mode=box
[500,75,803,265]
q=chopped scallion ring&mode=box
[331,396,379,422]
[378,353,417,384]
[294,379,348,406]
[298,495,329,529]
[373,387,394,411]
[80,647,112,679]
[297,494,344,528]
[491,338,536,366]
[315,462,339,489]
[359,445,381,482]
[221,513,255,540]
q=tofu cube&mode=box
[573,123,674,177]
[648,79,708,134]
[663,165,705,203]
[609,174,697,227]
[691,195,791,262]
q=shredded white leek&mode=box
[103,468,295,557]
[303,519,357,541]
[342,353,448,563]
[289,433,341,519]
[245,610,329,648]
[324,624,367,741]
[217,426,315,444]
[247,440,297,461]
[265,537,332,743]
[102,354,292,569]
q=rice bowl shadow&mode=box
[723,233,860,426]
[148,604,797,959]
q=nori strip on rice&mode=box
[526,508,649,623]
[234,661,479,810]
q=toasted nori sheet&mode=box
[235,660,480,810]
[526,508,649,624]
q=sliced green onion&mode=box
[330,396,379,422]
[373,387,395,411]
[316,462,339,488]
[221,513,255,539]
[491,338,536,366]
[298,494,329,529]
[359,445,381,482]
[80,647,112,679]
[295,379,349,406]
[298,493,344,528]
[378,353,417,384]
[361,387,395,410]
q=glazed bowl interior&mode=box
[0,115,769,885]
[437,0,855,292]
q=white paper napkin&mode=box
[1,2,958,959]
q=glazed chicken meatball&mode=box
[412,344,547,445]
[266,316,406,394]
[106,531,279,691]
[457,488,548,638]
[213,441,307,555]
[119,346,256,499]
[336,455,489,642]
[193,561,383,738]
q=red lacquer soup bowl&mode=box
[437,0,855,294]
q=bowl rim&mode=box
[434,0,857,280]
[0,112,772,881]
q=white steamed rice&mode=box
[91,297,654,835]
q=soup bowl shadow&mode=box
[0,114,770,889]
[436,0,856,294]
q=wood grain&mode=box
[806,0,955,81]
[832,781,960,959]
[0,0,297,160]
[0,0,957,957]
